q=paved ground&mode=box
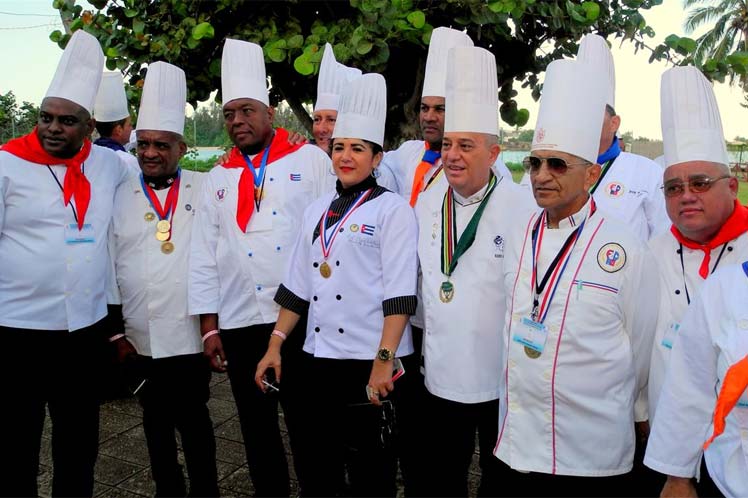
[36,372,482,497]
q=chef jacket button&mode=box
[336,261,340,266]
[676,248,682,254]
[269,177,274,181]
[338,328,344,334]
[336,295,341,300]
[314,326,320,333]
[728,246,734,252]
[509,402,519,412]
[276,246,281,251]
[273,210,277,215]
[256,285,262,291]
[313,296,318,301]
[313,262,319,268]
[675,289,681,295]
[543,371,551,380]
[339,228,344,233]
[247,252,253,257]
[545,411,552,422]
[508,360,516,368]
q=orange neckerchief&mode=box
[2,128,92,229]
[409,142,441,207]
[221,128,303,232]
[704,355,748,449]
[671,200,748,279]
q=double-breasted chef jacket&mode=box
[495,198,660,476]
[276,182,418,359]
[189,144,333,328]
[109,169,204,358]
[0,145,130,332]
[645,262,748,497]
[648,230,748,421]
[416,175,536,403]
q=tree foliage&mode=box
[0,92,40,144]
[54,0,666,148]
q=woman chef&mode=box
[255,72,418,497]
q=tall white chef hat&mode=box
[332,73,386,147]
[315,43,362,112]
[137,62,186,136]
[660,66,729,167]
[221,39,269,107]
[93,71,130,122]
[444,46,498,136]
[577,34,616,109]
[422,27,473,98]
[45,30,105,115]
[532,59,607,164]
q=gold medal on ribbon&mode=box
[254,186,265,201]
[524,346,541,359]
[156,231,170,241]
[319,261,332,278]
[161,241,175,254]
[156,220,171,233]
[144,212,156,222]
[439,281,454,303]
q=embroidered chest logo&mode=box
[361,224,376,236]
[215,188,227,201]
[494,234,504,258]
[597,243,627,273]
[289,173,302,181]
[606,182,625,198]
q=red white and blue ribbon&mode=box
[319,189,372,259]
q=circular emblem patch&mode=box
[215,187,228,202]
[350,224,359,233]
[597,243,627,273]
[605,182,625,198]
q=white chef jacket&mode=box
[495,198,660,476]
[648,230,748,421]
[115,149,140,175]
[189,144,333,329]
[109,169,204,358]
[644,263,748,497]
[416,176,536,403]
[0,145,130,331]
[378,139,512,199]
[517,152,670,241]
[282,188,417,360]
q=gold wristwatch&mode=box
[376,348,395,361]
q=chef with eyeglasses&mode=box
[495,59,660,496]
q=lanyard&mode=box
[440,174,498,278]
[140,169,181,221]
[46,163,85,224]
[243,146,271,212]
[678,242,728,305]
[530,199,596,322]
[588,155,618,195]
[319,189,372,260]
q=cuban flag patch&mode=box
[361,224,376,236]
[289,173,302,181]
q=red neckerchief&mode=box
[704,355,748,450]
[221,128,304,232]
[671,199,748,279]
[2,128,92,229]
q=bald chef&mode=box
[0,31,130,496]
[495,59,659,496]
[108,62,219,497]
[189,39,333,496]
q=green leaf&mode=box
[727,51,748,67]
[566,2,587,23]
[677,37,696,54]
[288,34,304,49]
[49,30,63,43]
[487,1,504,13]
[581,2,599,22]
[664,34,681,50]
[133,18,145,35]
[515,108,530,127]
[192,22,214,40]
[268,47,286,62]
[106,47,119,57]
[124,8,138,18]
[293,53,315,75]
[356,40,373,55]
[106,59,117,71]
[187,36,199,49]
[406,10,425,28]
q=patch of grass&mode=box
[739,181,748,205]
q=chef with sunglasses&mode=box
[494,59,660,495]
[645,67,748,496]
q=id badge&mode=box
[661,322,680,350]
[64,223,95,244]
[512,317,548,354]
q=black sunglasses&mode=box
[523,156,589,175]
[661,175,730,198]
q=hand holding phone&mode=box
[262,368,280,393]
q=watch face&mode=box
[377,348,393,361]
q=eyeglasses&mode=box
[523,156,589,175]
[661,175,730,198]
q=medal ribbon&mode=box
[409,143,441,207]
[243,146,271,212]
[588,156,617,194]
[440,173,498,277]
[530,198,597,322]
[140,169,181,221]
[319,188,372,259]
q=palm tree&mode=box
[684,0,748,83]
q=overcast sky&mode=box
[1,0,746,140]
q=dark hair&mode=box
[95,117,128,138]
[605,104,616,117]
